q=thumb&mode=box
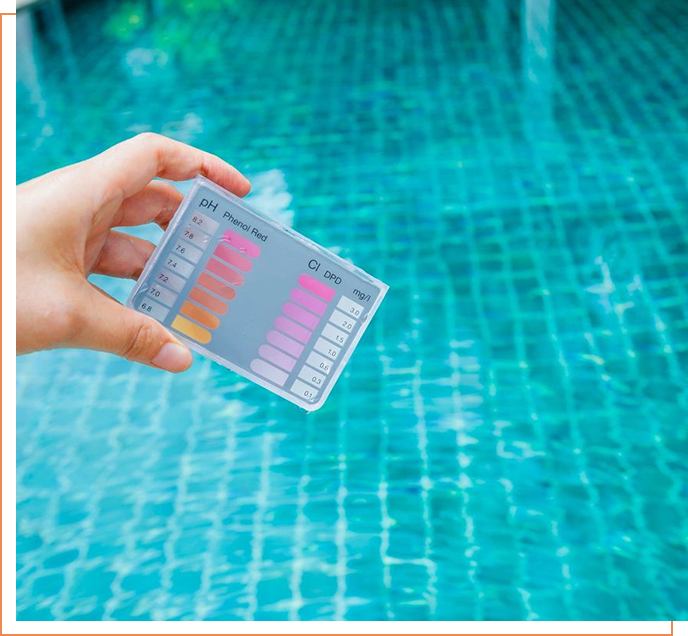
[75,286,193,372]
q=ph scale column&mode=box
[135,211,220,324]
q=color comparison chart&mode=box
[128,176,388,411]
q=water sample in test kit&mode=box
[128,175,388,411]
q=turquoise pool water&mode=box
[16,0,688,621]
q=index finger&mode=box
[88,133,251,203]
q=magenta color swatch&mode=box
[291,288,328,315]
[298,274,335,302]
[283,302,320,329]
[222,229,261,258]
[274,316,312,344]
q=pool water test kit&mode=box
[128,175,388,411]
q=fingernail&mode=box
[152,342,192,372]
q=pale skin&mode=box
[16,133,251,372]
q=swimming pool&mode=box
[16,0,688,621]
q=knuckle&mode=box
[134,131,161,145]
[121,318,161,362]
[133,132,166,173]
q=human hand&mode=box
[16,133,250,372]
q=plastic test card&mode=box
[128,175,388,411]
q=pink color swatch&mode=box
[206,258,244,286]
[298,274,335,302]
[213,242,252,272]
[267,330,304,358]
[222,229,261,258]
[283,302,320,329]
[275,316,312,344]
[253,621,287,634]
[259,344,296,372]
[442,621,526,634]
[291,288,327,315]
[205,621,242,634]
[119,621,150,634]
[542,621,621,634]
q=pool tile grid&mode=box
[16,0,688,621]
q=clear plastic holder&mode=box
[127,175,388,411]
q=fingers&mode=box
[92,231,156,279]
[115,180,184,229]
[74,285,193,372]
[90,132,251,204]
